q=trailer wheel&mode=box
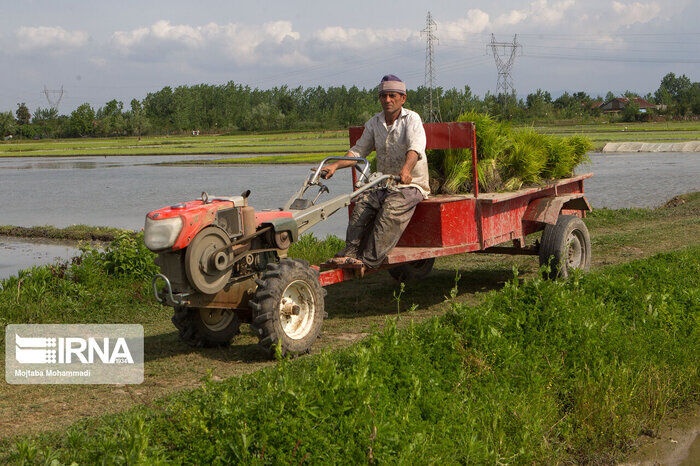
[250,259,326,357]
[388,258,435,283]
[172,306,241,347]
[539,215,591,279]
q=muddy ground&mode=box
[1,194,698,463]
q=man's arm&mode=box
[400,150,419,184]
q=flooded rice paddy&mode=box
[0,151,698,279]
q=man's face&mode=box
[379,92,407,114]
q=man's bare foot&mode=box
[341,257,364,266]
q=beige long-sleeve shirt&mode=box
[348,107,430,198]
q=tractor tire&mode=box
[539,215,591,279]
[172,306,241,347]
[388,258,435,283]
[250,259,326,357]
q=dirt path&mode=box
[1,197,698,445]
[620,404,699,465]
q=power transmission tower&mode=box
[421,11,441,123]
[487,34,521,96]
[43,85,64,112]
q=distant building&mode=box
[599,97,659,113]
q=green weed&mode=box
[4,247,697,464]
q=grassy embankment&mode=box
[1,121,698,162]
[0,131,347,158]
[0,192,698,453]
[1,241,697,463]
[529,120,700,150]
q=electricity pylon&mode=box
[421,12,441,123]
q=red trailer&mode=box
[149,122,592,356]
[316,122,592,287]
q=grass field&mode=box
[1,121,698,159]
[0,131,347,157]
[0,194,697,463]
[0,191,698,455]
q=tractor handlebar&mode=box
[309,156,370,185]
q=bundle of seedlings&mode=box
[426,111,593,194]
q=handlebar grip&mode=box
[320,169,329,178]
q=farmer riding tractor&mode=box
[147,144,593,357]
[148,158,396,356]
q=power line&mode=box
[488,34,522,96]
[523,53,700,64]
[421,11,441,122]
[42,85,64,112]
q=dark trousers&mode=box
[343,187,423,268]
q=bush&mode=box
[98,232,158,280]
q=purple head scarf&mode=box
[378,74,406,95]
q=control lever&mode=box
[312,183,330,204]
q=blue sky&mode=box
[1,0,698,113]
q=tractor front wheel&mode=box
[250,259,326,357]
[172,306,241,347]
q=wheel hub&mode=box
[279,280,315,340]
[566,231,584,268]
[199,308,235,332]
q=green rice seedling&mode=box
[457,110,509,161]
[543,136,577,180]
[442,159,473,194]
[566,134,593,166]
[425,112,590,194]
[501,129,548,185]
[476,158,503,192]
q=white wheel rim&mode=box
[566,231,584,269]
[279,280,315,340]
[199,309,235,332]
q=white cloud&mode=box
[438,9,491,40]
[492,0,575,28]
[314,26,417,47]
[89,57,107,67]
[612,1,662,25]
[111,20,303,64]
[533,0,575,23]
[16,26,88,51]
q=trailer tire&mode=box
[388,258,435,283]
[172,306,241,347]
[539,215,591,279]
[250,259,326,357]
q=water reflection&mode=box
[0,237,80,280]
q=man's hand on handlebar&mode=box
[320,165,337,179]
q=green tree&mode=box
[0,111,17,137]
[128,99,149,139]
[70,103,96,137]
[96,99,125,136]
[16,102,31,125]
[655,72,696,114]
[32,107,60,138]
[621,101,640,122]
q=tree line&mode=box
[1,73,697,139]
